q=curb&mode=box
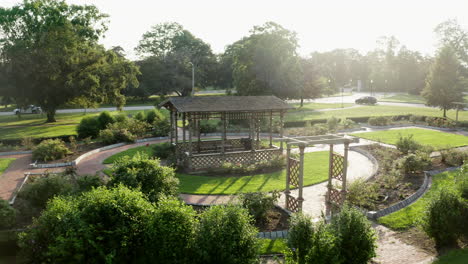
[349,146,379,180]
[0,150,32,156]
[362,124,456,132]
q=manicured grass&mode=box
[259,238,288,255]
[351,128,468,150]
[433,249,468,264]
[177,151,329,195]
[380,94,425,104]
[0,158,15,176]
[378,169,459,229]
[284,105,468,122]
[103,145,156,164]
[0,125,78,140]
[289,102,354,111]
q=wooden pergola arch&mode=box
[159,96,293,172]
[278,134,359,215]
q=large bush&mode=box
[396,134,421,154]
[32,139,71,162]
[99,127,136,144]
[76,174,104,192]
[77,116,100,139]
[0,199,16,229]
[305,221,342,264]
[441,149,468,167]
[395,152,431,174]
[195,205,259,264]
[346,178,379,210]
[97,111,115,130]
[146,198,197,263]
[19,185,156,263]
[423,189,467,248]
[327,117,339,132]
[331,205,377,264]
[110,118,150,137]
[153,118,171,137]
[146,109,165,124]
[109,152,179,203]
[153,142,175,159]
[19,174,75,209]
[287,213,315,263]
[240,191,280,224]
[368,116,391,126]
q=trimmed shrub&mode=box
[147,198,197,263]
[395,152,431,174]
[346,178,379,210]
[195,205,259,264]
[423,189,466,248]
[99,127,136,144]
[0,199,16,229]
[409,115,425,124]
[32,139,71,162]
[327,117,339,132]
[305,221,342,264]
[456,164,468,199]
[287,213,314,263]
[77,116,100,139]
[76,174,104,192]
[340,118,356,129]
[134,111,145,121]
[331,204,377,264]
[97,111,115,130]
[146,109,164,124]
[19,174,75,209]
[199,121,218,134]
[396,134,421,154]
[240,191,280,224]
[109,119,149,137]
[153,118,171,137]
[368,116,391,126]
[153,142,175,159]
[115,113,128,123]
[441,149,468,167]
[18,185,156,263]
[109,152,179,203]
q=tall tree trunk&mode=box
[300,96,304,107]
[443,108,447,118]
[46,110,56,123]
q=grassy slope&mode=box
[432,249,468,264]
[0,158,15,176]
[289,102,354,111]
[378,170,458,229]
[177,151,329,195]
[259,239,288,255]
[381,94,468,104]
[351,128,468,150]
[103,145,156,164]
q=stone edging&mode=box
[349,146,379,180]
[0,150,32,156]
[31,136,169,169]
[366,166,460,219]
[362,124,455,132]
[257,230,288,239]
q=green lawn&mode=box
[433,249,468,264]
[259,238,288,255]
[351,128,468,150]
[289,102,354,112]
[378,169,460,229]
[285,105,468,122]
[0,158,15,176]
[177,151,329,195]
[380,94,425,104]
[103,145,157,164]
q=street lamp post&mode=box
[370,79,374,96]
[189,62,195,96]
[384,79,388,97]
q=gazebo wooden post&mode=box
[298,144,305,211]
[174,111,178,143]
[456,107,459,122]
[170,109,174,144]
[197,119,201,153]
[342,141,349,201]
[326,144,334,216]
[269,110,273,147]
[182,113,186,143]
[256,118,260,148]
[221,113,226,154]
[285,143,291,208]
[280,111,284,151]
[188,114,193,170]
[250,114,255,151]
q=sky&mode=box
[3,0,468,60]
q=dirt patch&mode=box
[257,207,290,232]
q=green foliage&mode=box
[32,139,71,162]
[146,109,164,124]
[326,116,339,131]
[99,127,136,144]
[395,152,431,174]
[368,116,391,126]
[153,118,171,137]
[455,164,468,200]
[76,174,104,192]
[409,115,426,123]
[77,116,100,139]
[395,134,421,154]
[426,117,457,128]
[0,199,16,229]
[146,198,197,264]
[153,142,175,159]
[331,205,377,264]
[340,118,356,129]
[134,111,145,121]
[18,185,156,263]
[110,152,179,202]
[19,174,75,209]
[287,213,314,263]
[219,155,286,175]
[422,189,467,247]
[305,222,342,264]
[109,118,150,137]
[346,178,379,210]
[441,149,468,167]
[97,111,115,130]
[240,191,280,224]
[115,113,128,123]
[194,205,259,264]
[199,120,218,134]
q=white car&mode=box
[13,105,42,115]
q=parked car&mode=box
[355,96,377,105]
[13,105,42,115]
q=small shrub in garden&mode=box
[346,178,379,210]
[327,117,339,132]
[340,118,356,129]
[409,115,425,124]
[195,205,259,264]
[240,191,280,224]
[331,204,377,264]
[199,121,218,134]
[97,111,115,129]
[109,119,149,137]
[368,116,390,126]
[146,198,197,263]
[146,109,164,124]
[153,118,171,137]
[32,139,71,162]
[441,149,468,167]
[0,199,16,229]
[395,153,431,174]
[114,113,128,122]
[110,152,179,203]
[19,185,156,263]
[77,116,100,138]
[21,137,34,150]
[426,117,456,128]
[152,142,175,159]
[305,221,342,264]
[68,136,77,152]
[287,213,314,263]
[423,189,466,248]
[396,134,421,154]
[99,127,136,144]
[456,164,468,199]
[76,174,104,192]
[19,174,75,209]
[134,111,145,121]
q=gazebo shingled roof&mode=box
[159,95,293,113]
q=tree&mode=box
[298,58,326,106]
[0,0,139,122]
[136,22,217,96]
[422,46,464,117]
[435,19,468,67]
[231,22,302,98]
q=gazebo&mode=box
[159,96,293,172]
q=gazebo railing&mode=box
[175,138,269,156]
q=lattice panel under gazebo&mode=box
[331,153,345,181]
